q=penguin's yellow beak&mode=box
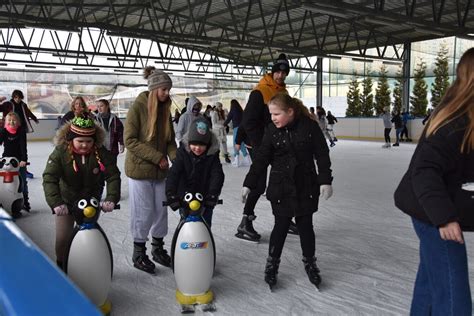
[188,200,201,212]
[83,206,96,218]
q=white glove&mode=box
[320,185,333,200]
[118,144,124,153]
[241,187,251,203]
[53,204,68,216]
[101,201,115,212]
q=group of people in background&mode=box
[382,107,414,148]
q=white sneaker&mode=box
[232,156,240,167]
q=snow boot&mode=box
[329,140,336,147]
[133,242,155,274]
[303,256,322,289]
[288,220,299,235]
[235,215,261,242]
[264,256,280,290]
[393,142,400,147]
[151,237,171,268]
[333,137,338,142]
[224,154,231,163]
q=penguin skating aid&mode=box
[0,157,24,216]
[165,192,222,313]
[65,197,117,315]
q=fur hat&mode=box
[271,53,290,75]
[66,116,97,141]
[187,118,211,146]
[143,66,172,91]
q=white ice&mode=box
[16,139,474,315]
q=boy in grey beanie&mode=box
[166,117,224,228]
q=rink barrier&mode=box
[0,208,101,316]
[27,118,426,143]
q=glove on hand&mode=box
[241,187,251,204]
[101,201,115,212]
[118,144,124,153]
[54,204,68,216]
[204,195,218,208]
[167,195,181,211]
[319,184,333,200]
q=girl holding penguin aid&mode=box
[42,115,120,313]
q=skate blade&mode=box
[180,304,195,313]
[235,232,259,243]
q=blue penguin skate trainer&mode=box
[166,192,222,313]
[65,196,115,315]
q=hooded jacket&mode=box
[124,91,177,180]
[175,96,204,142]
[42,121,121,211]
[242,73,288,148]
[166,129,224,200]
[0,100,38,133]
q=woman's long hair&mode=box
[426,47,474,153]
[268,93,311,119]
[230,99,243,115]
[143,66,172,143]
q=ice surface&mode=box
[16,139,474,315]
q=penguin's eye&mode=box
[78,199,88,209]
[10,159,18,168]
[196,193,203,201]
[90,198,99,208]
[184,193,193,202]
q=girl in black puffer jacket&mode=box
[394,47,474,315]
[242,93,333,290]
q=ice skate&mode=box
[264,257,280,291]
[303,256,321,290]
[224,154,231,163]
[151,237,171,268]
[287,220,299,235]
[132,243,155,274]
[235,215,261,242]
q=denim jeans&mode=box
[411,218,472,316]
[232,126,248,157]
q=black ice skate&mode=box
[151,237,171,268]
[287,220,299,235]
[235,215,261,242]
[133,243,155,274]
[264,257,280,291]
[303,256,322,290]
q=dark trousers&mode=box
[401,125,409,139]
[243,147,266,216]
[384,128,391,143]
[269,214,315,259]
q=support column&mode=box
[402,43,411,112]
[316,57,323,107]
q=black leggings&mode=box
[243,147,266,216]
[384,128,391,143]
[269,214,315,259]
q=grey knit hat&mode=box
[145,67,172,91]
[187,117,211,146]
[271,53,290,75]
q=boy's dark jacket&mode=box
[166,131,224,201]
[43,121,121,211]
[244,115,332,217]
[0,127,27,161]
[394,115,474,230]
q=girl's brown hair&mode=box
[70,96,88,113]
[426,47,474,153]
[144,66,172,143]
[97,99,111,113]
[268,93,311,119]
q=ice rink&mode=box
[15,139,474,315]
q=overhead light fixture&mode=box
[113,69,139,73]
[414,28,445,36]
[300,3,349,18]
[363,16,399,27]
[107,57,139,62]
[25,64,56,69]
[72,67,100,71]
[25,25,80,33]
[185,72,206,77]
[325,55,343,60]
[352,58,374,63]
[0,63,7,66]
[53,53,88,59]
[155,60,183,65]
[0,49,33,55]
